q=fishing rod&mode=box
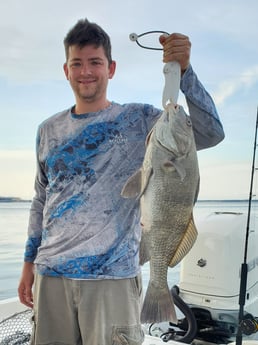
[236,107,258,345]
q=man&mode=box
[18,18,224,345]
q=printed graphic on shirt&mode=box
[29,106,155,278]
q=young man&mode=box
[18,18,224,345]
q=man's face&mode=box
[63,44,116,105]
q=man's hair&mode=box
[63,18,112,65]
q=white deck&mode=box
[1,298,258,345]
[0,297,27,321]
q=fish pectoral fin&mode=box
[121,169,142,198]
[173,160,186,181]
[169,214,198,267]
[163,159,186,181]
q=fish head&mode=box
[154,104,194,156]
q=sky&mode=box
[0,0,258,200]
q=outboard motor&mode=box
[174,211,258,344]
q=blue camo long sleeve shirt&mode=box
[24,65,224,279]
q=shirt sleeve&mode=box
[24,127,47,262]
[180,65,225,150]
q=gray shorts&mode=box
[30,273,144,345]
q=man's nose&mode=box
[80,64,92,75]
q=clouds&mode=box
[0,0,257,87]
[0,0,258,199]
[214,65,258,106]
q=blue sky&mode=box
[1,0,258,200]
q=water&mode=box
[0,202,29,300]
[0,200,253,301]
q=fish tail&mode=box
[141,282,177,324]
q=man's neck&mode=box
[73,99,111,115]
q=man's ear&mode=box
[63,63,69,80]
[109,60,116,79]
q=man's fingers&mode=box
[18,285,33,308]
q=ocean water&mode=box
[0,200,254,301]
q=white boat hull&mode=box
[0,297,27,321]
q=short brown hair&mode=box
[63,18,113,65]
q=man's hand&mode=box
[18,262,35,308]
[159,33,191,73]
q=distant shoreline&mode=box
[197,199,254,203]
[0,197,32,203]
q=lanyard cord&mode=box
[129,30,169,50]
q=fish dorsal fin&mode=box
[121,166,153,199]
[121,129,154,199]
[121,170,142,198]
[169,214,198,267]
[145,128,153,146]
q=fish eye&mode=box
[186,118,192,126]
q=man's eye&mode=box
[91,60,102,65]
[71,62,81,68]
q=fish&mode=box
[121,101,199,324]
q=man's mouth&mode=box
[79,78,96,85]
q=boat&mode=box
[1,211,258,345]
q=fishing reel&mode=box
[240,314,258,335]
